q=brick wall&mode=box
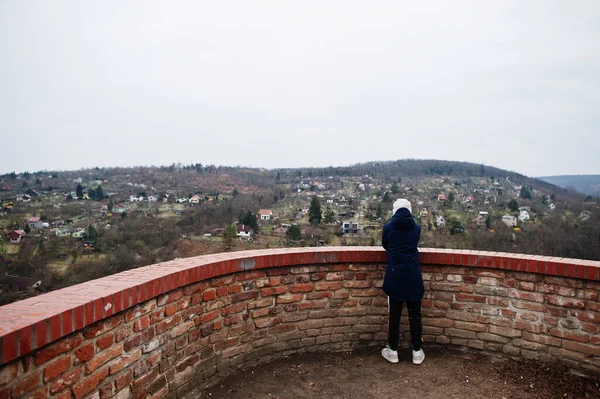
[0,248,598,398]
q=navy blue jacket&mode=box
[382,208,424,301]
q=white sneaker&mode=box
[412,349,425,365]
[381,345,399,364]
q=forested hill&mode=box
[276,159,569,197]
[538,175,600,197]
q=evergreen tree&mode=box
[239,210,259,233]
[232,188,239,197]
[286,225,302,241]
[448,192,455,202]
[391,182,399,194]
[276,172,281,181]
[508,199,519,212]
[520,187,532,200]
[95,185,104,200]
[76,183,83,199]
[309,196,322,225]
[87,226,98,241]
[382,192,392,203]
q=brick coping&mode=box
[0,247,598,364]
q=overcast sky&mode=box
[1,1,599,177]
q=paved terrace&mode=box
[0,248,598,398]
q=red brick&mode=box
[86,344,123,374]
[261,287,287,296]
[132,366,158,394]
[350,289,379,297]
[97,332,115,350]
[455,293,486,303]
[125,301,157,322]
[202,290,216,301]
[509,290,545,303]
[231,291,259,302]
[72,367,109,399]
[115,368,134,391]
[157,290,183,306]
[563,340,600,356]
[183,281,208,295]
[35,335,83,366]
[289,283,313,293]
[164,303,177,317]
[522,332,561,347]
[11,371,41,397]
[510,299,547,313]
[83,315,123,339]
[489,325,521,338]
[570,310,600,324]
[50,366,83,394]
[155,314,182,334]
[546,295,585,309]
[134,315,151,332]
[237,270,266,280]
[109,348,142,375]
[216,286,229,297]
[549,328,590,343]
[276,294,304,304]
[546,276,584,287]
[44,355,72,382]
[314,282,343,291]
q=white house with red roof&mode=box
[258,209,273,220]
[27,217,44,229]
[236,225,254,240]
[8,230,26,243]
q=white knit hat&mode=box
[392,198,412,215]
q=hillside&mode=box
[1,159,598,305]
[538,175,600,197]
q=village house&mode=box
[474,211,488,226]
[502,215,517,227]
[129,195,144,202]
[438,193,447,202]
[419,208,429,218]
[236,225,254,240]
[189,195,201,204]
[579,211,592,222]
[28,217,44,229]
[112,205,127,214]
[435,215,446,228]
[518,209,530,222]
[55,229,71,237]
[258,209,273,220]
[147,196,158,203]
[341,220,359,235]
[8,230,26,243]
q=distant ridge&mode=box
[538,175,600,197]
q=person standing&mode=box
[381,198,425,365]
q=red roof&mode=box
[8,230,26,237]
[258,209,272,215]
[237,225,253,233]
[28,217,41,222]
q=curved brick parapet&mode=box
[0,248,598,398]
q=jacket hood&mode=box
[391,208,415,229]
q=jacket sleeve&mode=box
[382,225,388,250]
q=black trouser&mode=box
[388,298,422,351]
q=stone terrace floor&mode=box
[188,347,600,399]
